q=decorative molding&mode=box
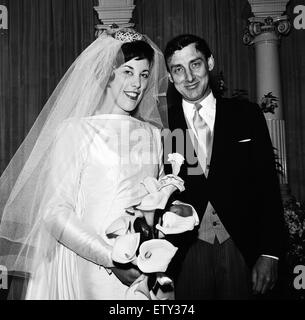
[248,0,290,18]
[94,0,135,37]
[243,15,291,45]
[243,0,291,45]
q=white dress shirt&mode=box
[182,91,216,143]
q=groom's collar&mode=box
[182,91,216,132]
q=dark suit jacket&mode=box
[163,93,287,269]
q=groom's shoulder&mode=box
[217,97,261,116]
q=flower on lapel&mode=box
[168,153,185,175]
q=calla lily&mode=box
[155,211,197,235]
[136,192,167,211]
[150,273,175,300]
[137,239,178,273]
[156,272,173,286]
[125,274,150,300]
[159,174,185,193]
[136,176,185,212]
[125,207,144,218]
[141,210,155,228]
[111,233,140,264]
[105,215,132,238]
[141,176,160,193]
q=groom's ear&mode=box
[168,73,174,83]
[207,55,215,72]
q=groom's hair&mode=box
[164,34,212,70]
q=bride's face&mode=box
[108,57,150,115]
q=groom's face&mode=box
[167,43,214,104]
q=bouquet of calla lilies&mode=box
[105,153,198,300]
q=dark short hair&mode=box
[164,34,212,70]
[121,40,154,66]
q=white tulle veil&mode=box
[0,28,168,297]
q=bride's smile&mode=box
[106,57,151,115]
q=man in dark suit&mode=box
[163,34,286,299]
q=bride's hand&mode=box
[111,265,141,286]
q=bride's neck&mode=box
[95,90,129,116]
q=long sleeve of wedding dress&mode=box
[42,120,113,268]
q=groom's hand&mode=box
[252,256,278,295]
[111,265,141,286]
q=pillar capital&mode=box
[243,15,291,45]
[243,0,291,45]
[94,0,136,37]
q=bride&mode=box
[0,28,168,299]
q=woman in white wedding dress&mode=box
[0,28,168,299]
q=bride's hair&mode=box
[121,40,154,66]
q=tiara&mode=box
[113,28,144,43]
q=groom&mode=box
[163,34,286,299]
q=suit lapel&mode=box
[208,98,237,181]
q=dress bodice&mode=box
[75,114,163,239]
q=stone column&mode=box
[94,0,136,37]
[243,0,291,200]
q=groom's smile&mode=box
[167,42,215,103]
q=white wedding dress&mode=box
[25,114,163,300]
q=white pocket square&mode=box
[238,139,251,143]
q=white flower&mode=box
[111,233,140,264]
[168,153,185,175]
[155,211,197,235]
[125,274,150,300]
[141,176,160,193]
[137,239,178,273]
[159,174,185,192]
[105,215,132,238]
[136,175,185,211]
